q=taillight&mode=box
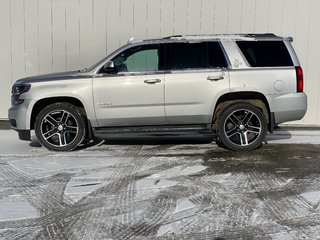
[296,66,303,92]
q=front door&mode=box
[93,44,166,127]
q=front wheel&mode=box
[34,103,86,151]
[217,103,267,151]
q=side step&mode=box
[93,124,216,140]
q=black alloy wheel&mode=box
[34,103,86,151]
[217,103,267,151]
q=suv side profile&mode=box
[8,34,307,151]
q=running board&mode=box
[93,124,216,139]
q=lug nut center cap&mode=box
[239,124,246,131]
[57,125,64,131]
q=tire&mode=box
[34,103,86,151]
[217,103,267,151]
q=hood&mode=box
[15,70,92,84]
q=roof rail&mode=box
[162,35,182,39]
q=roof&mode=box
[128,33,292,44]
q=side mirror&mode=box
[102,61,116,73]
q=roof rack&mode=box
[158,33,287,42]
[162,35,183,39]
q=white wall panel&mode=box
[268,0,284,34]
[133,0,147,40]
[92,0,107,63]
[119,0,134,45]
[79,0,94,69]
[1,0,320,126]
[0,0,12,120]
[241,0,255,32]
[173,0,188,34]
[52,0,66,71]
[281,0,297,37]
[10,0,25,81]
[227,0,242,33]
[65,0,81,70]
[201,0,215,34]
[254,0,269,33]
[147,0,161,38]
[38,0,53,74]
[24,0,39,76]
[106,0,120,54]
[304,0,320,124]
[214,0,228,33]
[187,0,201,35]
[160,0,174,37]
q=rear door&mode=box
[164,41,230,124]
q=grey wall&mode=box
[1,0,319,125]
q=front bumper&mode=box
[8,100,32,141]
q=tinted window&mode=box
[112,45,161,72]
[166,42,227,70]
[236,41,293,67]
[208,42,228,68]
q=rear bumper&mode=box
[271,93,307,124]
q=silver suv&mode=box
[8,34,307,151]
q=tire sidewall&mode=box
[34,103,86,151]
[217,103,267,151]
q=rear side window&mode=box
[166,42,227,70]
[236,41,293,67]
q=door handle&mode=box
[144,79,161,84]
[207,76,224,81]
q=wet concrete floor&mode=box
[0,132,320,239]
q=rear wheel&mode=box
[34,103,86,151]
[217,103,267,151]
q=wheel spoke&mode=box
[240,132,249,146]
[242,111,253,125]
[226,127,238,138]
[45,115,58,126]
[229,114,241,125]
[43,128,58,140]
[247,125,261,134]
[59,133,67,146]
[60,111,69,124]
[65,126,78,134]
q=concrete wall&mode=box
[1,0,319,125]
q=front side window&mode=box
[166,42,227,70]
[112,44,161,73]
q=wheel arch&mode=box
[212,91,271,131]
[30,97,86,130]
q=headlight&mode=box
[11,84,31,105]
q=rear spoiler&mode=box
[284,36,293,42]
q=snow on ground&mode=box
[0,129,320,239]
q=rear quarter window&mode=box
[236,41,293,67]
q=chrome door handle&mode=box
[144,79,161,84]
[207,76,224,81]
